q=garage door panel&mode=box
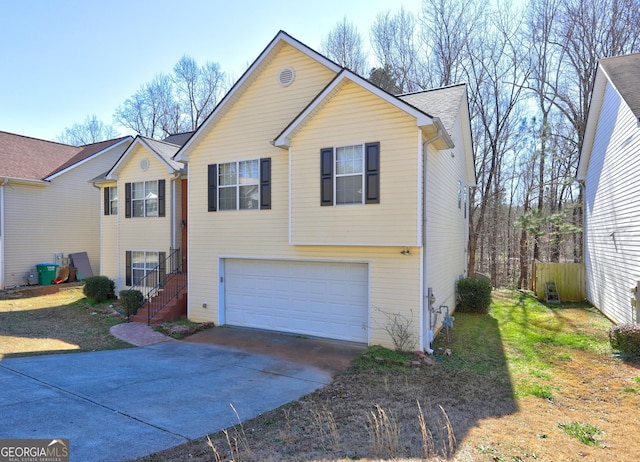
[224,259,368,342]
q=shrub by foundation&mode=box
[609,323,640,354]
[83,276,115,303]
[457,277,492,314]
[119,289,144,316]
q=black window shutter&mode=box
[104,188,110,216]
[125,183,132,218]
[158,180,166,217]
[365,142,380,204]
[125,251,132,286]
[158,251,166,285]
[260,158,271,210]
[208,164,217,212]
[320,148,334,206]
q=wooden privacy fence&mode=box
[532,261,586,302]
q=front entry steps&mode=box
[130,272,187,324]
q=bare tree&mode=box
[115,56,227,139]
[173,56,225,130]
[115,74,179,138]
[57,114,118,145]
[321,17,368,75]
[465,1,532,283]
[419,0,488,87]
[370,8,426,92]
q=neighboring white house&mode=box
[577,53,640,325]
[0,132,132,289]
[169,31,475,350]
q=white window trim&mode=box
[132,180,158,218]
[108,186,118,215]
[131,251,159,287]
[218,159,260,211]
[333,144,365,206]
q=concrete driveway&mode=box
[0,339,342,462]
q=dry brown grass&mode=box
[0,285,131,358]
[139,290,640,462]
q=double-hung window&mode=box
[132,181,158,217]
[321,142,380,206]
[335,145,364,204]
[124,180,165,218]
[125,250,166,288]
[104,186,117,215]
[219,160,260,210]
[207,158,271,212]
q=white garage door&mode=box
[224,259,368,342]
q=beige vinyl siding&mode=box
[186,44,422,348]
[290,81,420,246]
[100,181,118,280]
[584,81,640,324]
[3,145,127,286]
[116,145,174,291]
[425,107,470,331]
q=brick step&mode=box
[130,292,187,324]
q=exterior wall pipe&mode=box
[422,132,444,354]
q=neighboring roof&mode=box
[163,132,194,147]
[399,84,467,136]
[599,53,640,121]
[106,136,184,179]
[175,30,341,162]
[0,131,131,182]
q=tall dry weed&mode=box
[366,404,400,457]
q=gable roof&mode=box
[0,131,131,182]
[599,53,640,121]
[578,53,640,180]
[399,84,467,136]
[273,69,454,150]
[106,136,184,179]
[175,30,341,162]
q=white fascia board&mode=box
[577,66,607,181]
[106,136,143,180]
[45,136,133,181]
[274,70,437,148]
[176,31,342,161]
[137,138,182,174]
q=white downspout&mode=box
[422,131,445,354]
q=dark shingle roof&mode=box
[600,53,640,120]
[399,84,467,136]
[0,131,129,181]
[163,132,194,147]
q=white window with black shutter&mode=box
[125,250,165,287]
[124,180,165,218]
[321,142,380,206]
[104,186,117,215]
[207,158,271,211]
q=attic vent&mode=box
[278,66,295,87]
[140,158,150,171]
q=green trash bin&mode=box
[36,263,59,285]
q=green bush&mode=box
[82,276,115,303]
[457,277,492,314]
[119,289,144,316]
[609,323,640,354]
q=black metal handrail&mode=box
[126,248,187,325]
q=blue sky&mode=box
[0,0,421,142]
